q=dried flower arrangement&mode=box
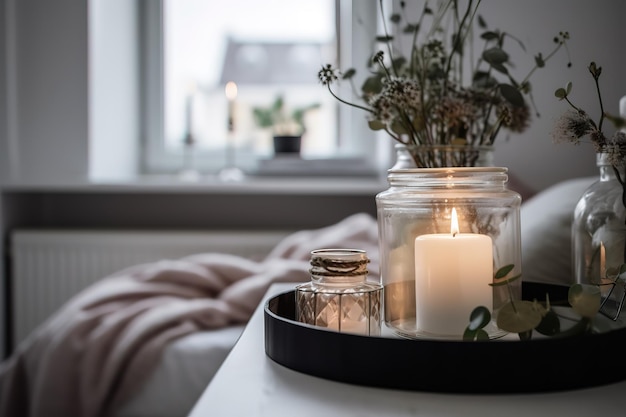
[318,0,570,167]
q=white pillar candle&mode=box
[414,208,493,337]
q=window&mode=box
[141,0,384,177]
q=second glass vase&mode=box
[572,153,626,320]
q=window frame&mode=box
[139,0,385,176]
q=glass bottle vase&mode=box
[376,167,522,339]
[572,153,626,320]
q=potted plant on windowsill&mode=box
[252,95,320,156]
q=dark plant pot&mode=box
[273,135,301,155]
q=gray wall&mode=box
[480,0,626,190]
[3,0,90,183]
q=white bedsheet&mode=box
[116,325,245,417]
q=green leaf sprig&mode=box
[464,265,600,341]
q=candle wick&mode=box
[452,232,457,238]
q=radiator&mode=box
[9,229,292,348]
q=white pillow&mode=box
[520,177,597,285]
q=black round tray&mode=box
[264,282,626,393]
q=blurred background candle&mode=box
[414,208,493,337]
[224,81,237,133]
[218,81,245,181]
[184,81,196,143]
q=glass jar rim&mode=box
[310,248,367,258]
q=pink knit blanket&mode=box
[0,213,379,417]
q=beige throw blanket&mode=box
[0,213,379,417]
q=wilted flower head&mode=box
[499,103,531,133]
[605,131,626,167]
[368,77,421,127]
[551,109,595,145]
[318,64,338,86]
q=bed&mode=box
[0,176,596,417]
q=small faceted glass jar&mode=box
[376,167,522,339]
[572,153,626,320]
[295,249,382,335]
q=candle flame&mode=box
[450,207,459,237]
[225,81,238,100]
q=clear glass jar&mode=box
[572,153,626,320]
[295,249,382,335]
[376,167,522,339]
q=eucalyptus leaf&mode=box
[472,71,497,88]
[376,35,394,43]
[391,120,409,135]
[477,15,486,28]
[483,47,509,65]
[463,327,489,341]
[342,68,356,80]
[494,264,515,279]
[554,88,567,99]
[361,75,383,95]
[468,306,491,331]
[568,284,601,318]
[480,31,499,41]
[367,119,386,131]
[463,328,477,341]
[412,115,425,131]
[392,57,407,70]
[490,62,509,75]
[476,329,489,341]
[499,84,525,107]
[496,301,543,333]
[490,274,521,287]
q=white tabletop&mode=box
[188,283,624,417]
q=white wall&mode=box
[88,0,139,180]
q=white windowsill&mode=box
[0,174,389,196]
